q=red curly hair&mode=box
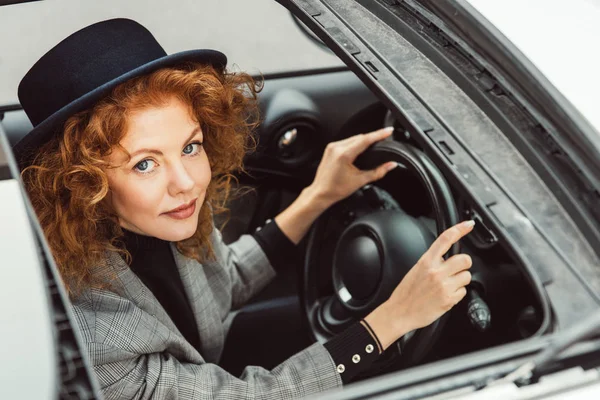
[22,63,261,296]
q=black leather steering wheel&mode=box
[303,140,460,365]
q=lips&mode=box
[162,198,197,220]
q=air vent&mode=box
[261,88,322,167]
[274,119,319,166]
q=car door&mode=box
[277,0,600,398]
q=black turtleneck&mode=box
[122,229,202,352]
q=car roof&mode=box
[467,0,600,139]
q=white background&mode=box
[0,0,343,105]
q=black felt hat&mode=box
[14,18,227,167]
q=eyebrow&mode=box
[128,126,202,159]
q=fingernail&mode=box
[383,126,394,133]
[463,220,475,228]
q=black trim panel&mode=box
[256,65,348,81]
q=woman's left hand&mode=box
[309,127,398,208]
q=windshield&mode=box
[467,0,600,141]
[0,0,343,106]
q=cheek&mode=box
[191,153,212,190]
[109,176,164,219]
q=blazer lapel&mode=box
[104,251,189,348]
[171,243,225,364]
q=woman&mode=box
[15,19,474,399]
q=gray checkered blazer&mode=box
[71,228,342,399]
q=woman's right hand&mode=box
[364,220,475,350]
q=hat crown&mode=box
[18,19,166,127]
[13,18,226,168]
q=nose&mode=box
[167,160,195,196]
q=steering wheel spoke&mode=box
[309,296,355,343]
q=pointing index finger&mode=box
[429,220,475,259]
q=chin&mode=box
[146,213,198,242]
[163,221,199,242]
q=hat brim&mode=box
[13,49,226,168]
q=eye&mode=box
[133,159,156,174]
[183,141,203,156]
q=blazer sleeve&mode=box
[209,227,277,310]
[86,339,341,400]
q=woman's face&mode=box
[105,97,211,241]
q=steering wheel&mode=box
[303,140,460,365]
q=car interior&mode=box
[0,65,546,381]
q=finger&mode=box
[323,135,365,162]
[452,286,468,305]
[333,133,364,148]
[444,253,473,275]
[343,127,394,160]
[428,221,475,260]
[449,270,472,288]
[360,161,398,184]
